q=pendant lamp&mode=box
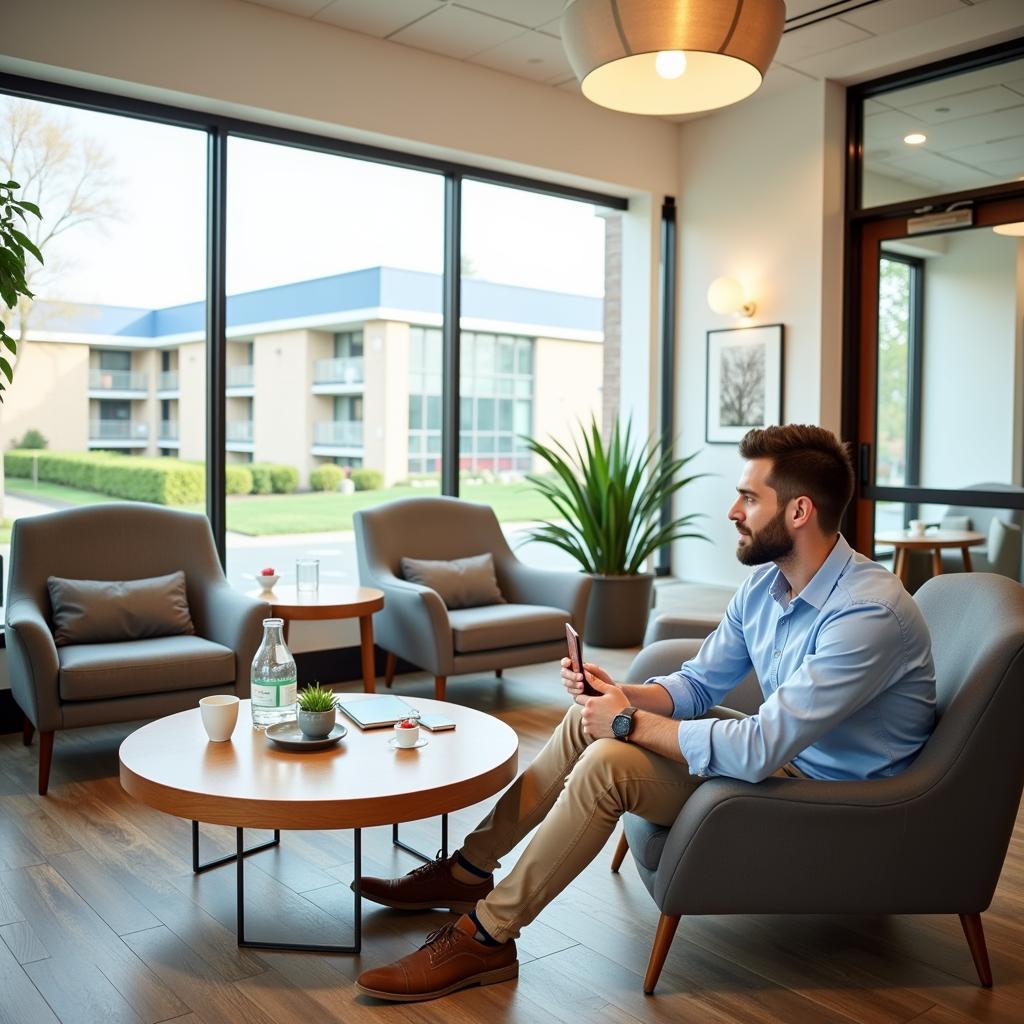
[561,0,786,116]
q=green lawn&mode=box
[7,480,559,536]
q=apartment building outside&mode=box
[3,267,605,486]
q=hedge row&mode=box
[5,451,299,504]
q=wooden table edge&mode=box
[119,749,518,831]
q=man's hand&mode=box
[560,658,616,706]
[579,673,630,738]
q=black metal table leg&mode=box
[235,826,362,954]
[392,813,448,863]
[192,820,279,873]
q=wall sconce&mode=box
[707,277,756,318]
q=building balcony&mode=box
[226,419,254,452]
[158,421,180,446]
[227,364,254,393]
[312,419,363,456]
[157,370,179,394]
[88,368,149,398]
[88,419,149,448]
[312,356,364,395]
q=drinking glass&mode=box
[296,558,320,592]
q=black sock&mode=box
[468,910,500,946]
[455,850,492,880]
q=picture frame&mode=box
[705,323,784,444]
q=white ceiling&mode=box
[241,1,1024,193]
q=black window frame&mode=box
[0,70,631,567]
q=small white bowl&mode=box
[255,573,280,591]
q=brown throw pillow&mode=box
[400,553,505,610]
[47,570,196,646]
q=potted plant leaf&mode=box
[522,417,707,647]
[0,178,43,401]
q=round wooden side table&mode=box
[875,529,985,585]
[247,583,384,693]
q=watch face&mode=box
[612,713,630,739]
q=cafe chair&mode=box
[354,496,591,701]
[6,504,266,795]
[611,573,1024,994]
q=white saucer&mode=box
[388,736,429,750]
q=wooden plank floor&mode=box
[1,656,1022,1024]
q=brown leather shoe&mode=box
[356,914,518,1002]
[353,851,493,913]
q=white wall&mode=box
[672,80,846,587]
[919,228,1018,488]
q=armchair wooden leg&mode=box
[38,731,55,796]
[384,652,397,688]
[610,831,630,873]
[434,676,447,701]
[959,912,993,987]
[644,913,680,995]
[495,668,503,679]
[22,714,35,747]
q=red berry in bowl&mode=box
[398,719,417,729]
[260,567,276,576]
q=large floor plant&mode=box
[522,417,707,646]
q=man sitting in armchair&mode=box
[353,424,937,1002]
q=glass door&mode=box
[853,196,1024,585]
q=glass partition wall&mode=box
[846,41,1024,587]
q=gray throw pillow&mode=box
[47,570,196,647]
[400,553,505,610]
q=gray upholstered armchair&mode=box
[613,573,1024,994]
[6,504,266,794]
[354,496,591,701]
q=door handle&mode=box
[859,442,872,489]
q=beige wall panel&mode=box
[177,340,206,461]
[532,337,603,471]
[0,341,89,451]
[363,319,409,486]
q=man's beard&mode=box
[736,507,794,566]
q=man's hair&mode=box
[738,425,855,535]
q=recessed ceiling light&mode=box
[904,132,927,145]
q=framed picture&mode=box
[705,324,784,444]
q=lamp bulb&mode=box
[655,50,687,80]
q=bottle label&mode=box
[252,679,297,708]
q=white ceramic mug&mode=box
[199,694,240,741]
[909,519,926,537]
[394,719,420,747]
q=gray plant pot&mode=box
[583,572,655,648]
[297,708,337,739]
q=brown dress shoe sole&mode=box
[350,882,481,914]
[355,961,519,1002]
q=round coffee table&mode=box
[875,529,985,584]
[247,583,384,693]
[119,696,518,953]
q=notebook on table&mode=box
[337,694,417,729]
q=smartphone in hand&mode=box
[566,623,600,697]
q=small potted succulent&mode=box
[296,683,338,739]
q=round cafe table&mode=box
[246,583,384,693]
[119,696,518,954]
[875,529,985,586]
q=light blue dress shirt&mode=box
[651,535,936,783]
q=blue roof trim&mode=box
[31,266,602,339]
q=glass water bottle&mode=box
[250,617,297,729]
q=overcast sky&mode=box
[12,99,606,310]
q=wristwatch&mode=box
[612,706,638,741]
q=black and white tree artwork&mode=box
[718,344,765,427]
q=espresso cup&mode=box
[199,694,240,742]
[909,519,926,537]
[394,720,420,747]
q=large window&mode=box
[0,94,206,581]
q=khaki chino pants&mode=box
[462,702,746,943]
